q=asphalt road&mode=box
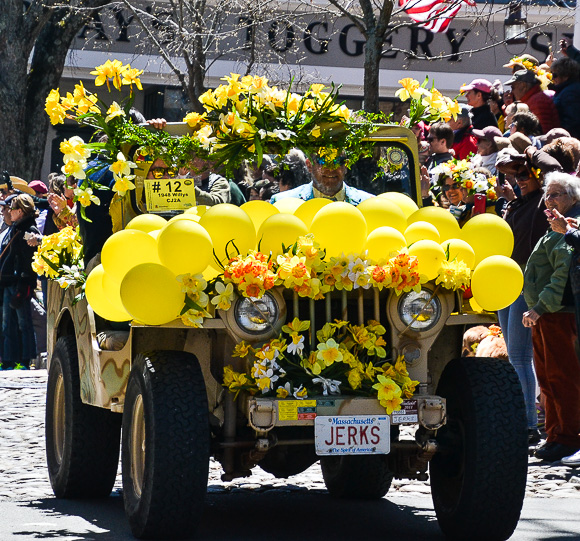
[1,490,580,541]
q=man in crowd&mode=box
[459,79,498,130]
[270,151,373,205]
[505,70,560,134]
[425,122,454,171]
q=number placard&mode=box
[144,178,196,212]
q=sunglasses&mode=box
[314,156,347,166]
[150,166,178,179]
[443,182,461,191]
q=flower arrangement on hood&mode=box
[430,158,497,199]
[222,317,419,415]
[396,77,461,128]
[45,61,384,217]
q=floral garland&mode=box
[176,234,469,328]
[509,56,552,90]
[396,77,461,128]
[45,61,384,216]
[31,227,85,289]
[223,317,419,415]
[430,158,497,200]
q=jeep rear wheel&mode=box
[46,336,121,498]
[320,455,393,499]
[122,351,210,539]
[430,357,528,541]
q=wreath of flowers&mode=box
[508,56,552,90]
[223,317,419,415]
[430,158,497,200]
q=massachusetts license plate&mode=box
[314,415,390,456]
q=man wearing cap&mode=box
[459,79,498,130]
[450,106,478,160]
[505,70,560,134]
[471,126,502,174]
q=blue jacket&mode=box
[553,80,580,139]
[269,182,373,206]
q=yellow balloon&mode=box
[102,271,129,316]
[408,207,461,242]
[84,265,130,322]
[364,226,407,264]
[440,238,476,269]
[408,239,445,280]
[274,197,305,214]
[185,205,208,218]
[157,220,213,276]
[461,213,514,266]
[149,230,161,240]
[258,214,308,257]
[199,204,257,269]
[293,198,331,229]
[126,214,167,233]
[241,200,280,232]
[202,265,221,281]
[310,202,367,258]
[378,192,419,219]
[121,263,184,325]
[471,255,523,311]
[168,213,200,224]
[101,230,160,282]
[357,197,407,234]
[405,221,440,245]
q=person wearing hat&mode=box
[459,79,498,131]
[505,70,560,134]
[0,194,39,370]
[550,57,580,139]
[470,126,503,174]
[503,54,540,74]
[494,132,533,155]
[450,106,478,160]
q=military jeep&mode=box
[45,126,528,541]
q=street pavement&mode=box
[1,369,580,540]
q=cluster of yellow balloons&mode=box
[85,193,523,324]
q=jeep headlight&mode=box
[234,293,279,335]
[398,288,442,332]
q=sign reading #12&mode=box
[144,178,196,212]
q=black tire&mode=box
[45,336,122,498]
[122,351,210,540]
[321,455,393,499]
[430,357,528,541]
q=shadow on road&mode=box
[14,486,445,540]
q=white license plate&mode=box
[314,415,390,456]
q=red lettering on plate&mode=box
[348,426,357,445]
[336,426,345,445]
[325,426,334,446]
[370,426,380,444]
[360,425,369,444]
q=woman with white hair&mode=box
[523,172,580,462]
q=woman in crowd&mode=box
[550,57,580,139]
[0,194,39,369]
[523,172,580,462]
[495,149,561,443]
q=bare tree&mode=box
[121,0,311,114]
[0,1,111,180]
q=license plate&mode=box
[314,415,390,456]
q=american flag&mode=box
[399,0,475,33]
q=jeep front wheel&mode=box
[430,357,528,541]
[122,351,210,539]
[46,336,121,498]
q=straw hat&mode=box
[0,175,35,196]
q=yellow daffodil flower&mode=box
[105,101,126,123]
[121,67,143,91]
[60,136,91,163]
[112,175,136,197]
[211,281,235,311]
[61,159,87,180]
[90,59,125,90]
[316,338,343,367]
[74,187,100,207]
[45,89,67,125]
[109,152,136,178]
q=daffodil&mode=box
[61,159,87,180]
[395,78,422,101]
[316,338,343,367]
[60,136,91,163]
[282,317,310,335]
[90,59,125,90]
[232,342,253,358]
[74,187,100,207]
[183,111,207,128]
[211,281,235,310]
[112,175,136,197]
[287,334,305,356]
[45,89,67,125]
[109,152,136,178]
[181,309,205,328]
[105,101,126,123]
[121,67,143,91]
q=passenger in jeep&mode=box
[269,152,373,205]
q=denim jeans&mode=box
[2,286,36,366]
[497,293,538,429]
